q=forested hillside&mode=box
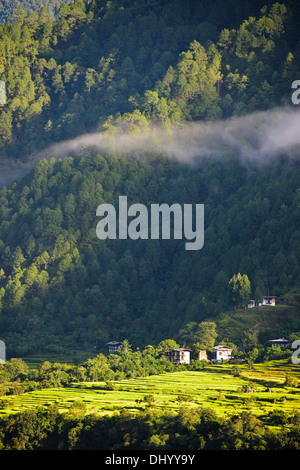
[0,0,300,162]
[0,0,300,357]
[0,1,71,24]
[0,152,299,356]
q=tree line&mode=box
[0,398,300,449]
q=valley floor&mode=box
[1,360,299,420]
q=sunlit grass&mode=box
[1,361,299,419]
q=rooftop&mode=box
[268,338,289,342]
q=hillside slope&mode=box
[0,1,71,24]
[0,152,299,356]
[0,0,300,357]
[1,0,300,164]
[214,292,300,346]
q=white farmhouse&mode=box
[259,296,277,306]
[213,345,233,361]
[164,347,191,364]
[268,338,290,349]
[107,341,123,354]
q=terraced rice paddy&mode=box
[1,360,300,419]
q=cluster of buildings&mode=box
[157,338,291,365]
[248,295,277,308]
[106,341,235,364]
[107,337,291,365]
[106,294,292,365]
[163,345,235,364]
[164,345,235,364]
[162,337,292,364]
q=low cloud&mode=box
[1,105,300,187]
[35,105,300,163]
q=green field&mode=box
[1,361,300,419]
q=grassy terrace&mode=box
[1,360,300,419]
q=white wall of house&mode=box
[213,346,233,360]
[259,297,276,306]
[178,350,190,364]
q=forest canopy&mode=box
[0,151,299,355]
[0,0,299,162]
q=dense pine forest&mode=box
[0,0,299,360]
[0,0,71,24]
[0,0,300,163]
[1,152,300,356]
